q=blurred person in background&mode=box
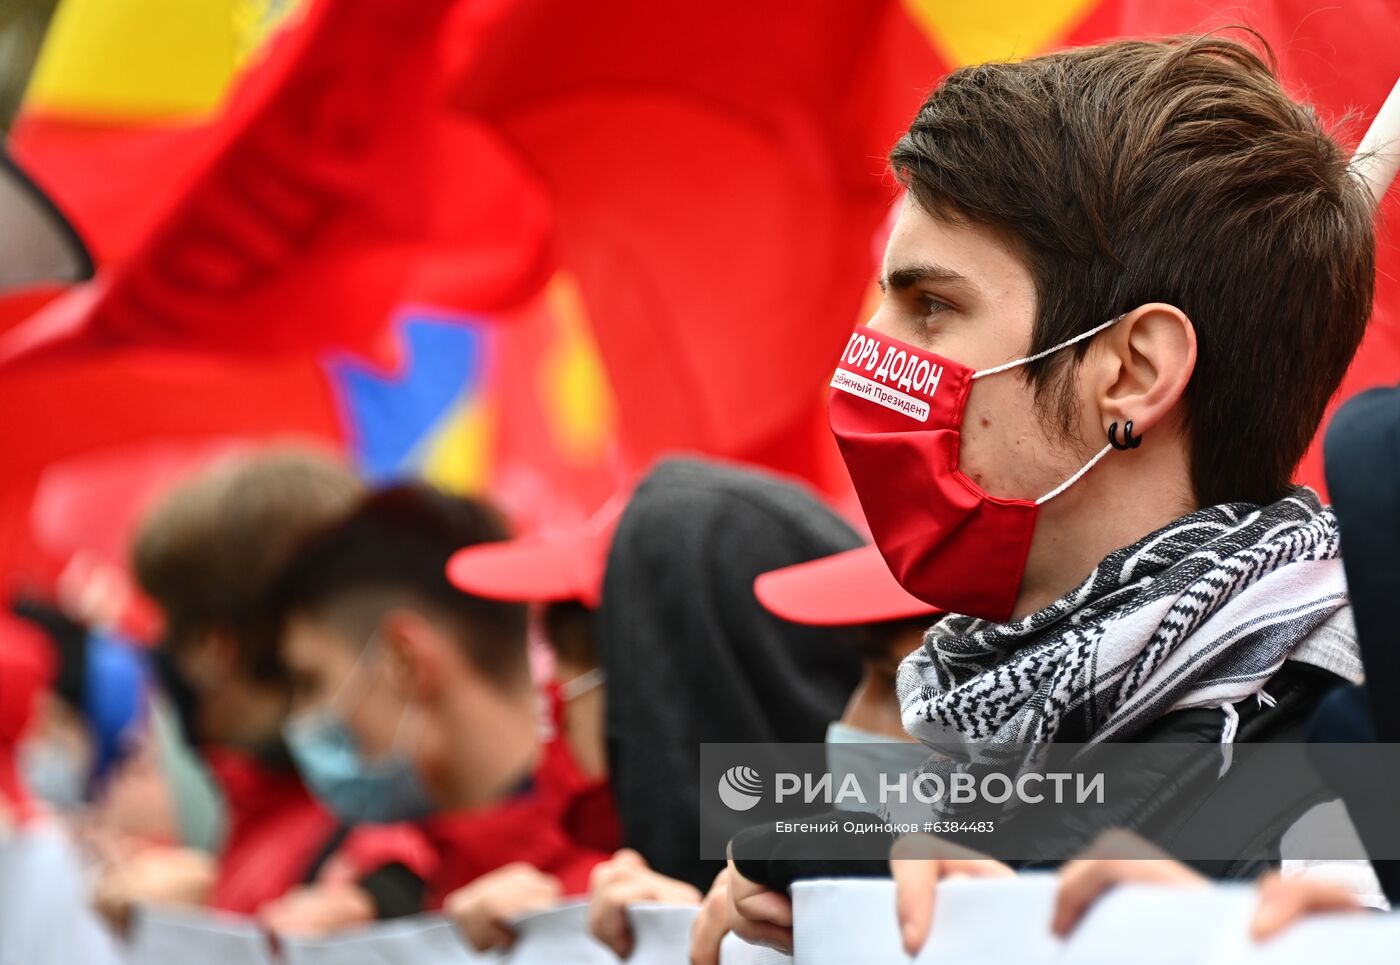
[451,456,870,955]
[8,597,148,813]
[1301,383,1400,908]
[0,612,126,965]
[754,545,938,793]
[104,446,363,926]
[259,481,616,938]
[0,612,56,829]
[445,491,624,855]
[686,544,935,963]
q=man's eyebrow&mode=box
[878,263,971,293]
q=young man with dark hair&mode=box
[446,457,868,953]
[717,32,1377,958]
[119,447,362,919]
[263,482,617,933]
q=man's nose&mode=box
[864,302,896,336]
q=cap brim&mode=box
[447,526,611,608]
[754,545,941,627]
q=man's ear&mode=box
[196,628,240,684]
[1091,302,1197,436]
[380,609,448,703]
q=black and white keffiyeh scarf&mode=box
[897,488,1360,751]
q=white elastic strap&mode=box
[560,667,606,701]
[971,314,1124,380]
[389,689,426,757]
[1035,444,1113,505]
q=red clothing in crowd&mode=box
[330,685,620,909]
[538,681,622,862]
[0,615,53,825]
[202,748,338,914]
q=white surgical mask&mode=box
[824,720,930,814]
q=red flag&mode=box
[9,0,552,364]
[446,0,942,476]
[1060,0,1400,498]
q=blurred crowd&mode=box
[3,420,1396,961]
[0,446,914,956]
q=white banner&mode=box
[77,873,1400,964]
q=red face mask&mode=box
[828,320,1119,623]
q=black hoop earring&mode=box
[1108,420,1143,450]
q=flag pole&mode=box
[1354,78,1400,211]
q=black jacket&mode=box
[1311,384,1400,904]
[599,457,865,891]
[732,660,1347,891]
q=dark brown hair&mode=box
[890,32,1376,506]
[270,483,530,688]
[133,447,363,683]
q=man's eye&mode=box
[920,294,953,316]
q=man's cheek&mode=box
[961,395,1050,499]
[954,401,1001,488]
[346,703,393,758]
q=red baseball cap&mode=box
[446,494,627,608]
[754,544,940,627]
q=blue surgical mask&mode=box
[19,739,87,811]
[284,708,433,824]
[282,637,434,824]
[825,720,931,814]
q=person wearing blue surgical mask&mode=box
[274,495,540,830]
[8,600,151,813]
[281,629,435,826]
[261,482,617,939]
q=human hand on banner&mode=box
[889,832,1014,955]
[1050,828,1366,942]
[586,848,702,957]
[257,882,375,938]
[692,863,803,965]
[91,844,216,933]
[444,861,563,952]
[687,866,736,965]
[1249,871,1365,940]
[1050,829,1206,936]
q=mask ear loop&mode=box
[386,690,425,764]
[325,631,421,764]
[963,313,1125,506]
[1036,444,1113,505]
[328,629,387,716]
[374,631,431,763]
[970,314,1124,380]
